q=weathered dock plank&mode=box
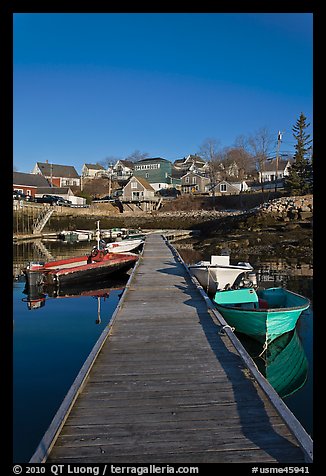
[31,234,312,464]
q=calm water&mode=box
[13,239,313,462]
[13,240,129,462]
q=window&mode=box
[131,181,138,189]
[220,183,227,192]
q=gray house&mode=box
[181,171,210,194]
[122,176,155,201]
[211,180,245,195]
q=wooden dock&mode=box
[31,234,313,464]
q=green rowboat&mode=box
[213,286,310,345]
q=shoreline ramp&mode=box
[33,234,311,463]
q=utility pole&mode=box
[275,131,283,192]
[50,162,53,187]
[108,173,112,197]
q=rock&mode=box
[299,211,313,220]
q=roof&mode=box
[35,162,80,178]
[184,154,206,164]
[13,172,50,187]
[84,163,105,170]
[264,158,291,172]
[130,176,155,191]
[116,160,134,169]
[135,157,169,164]
[35,187,72,195]
[174,155,206,169]
[181,170,210,180]
[173,159,185,167]
[171,168,185,179]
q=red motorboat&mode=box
[24,247,138,287]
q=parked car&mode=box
[34,194,71,206]
[156,187,181,197]
[51,195,72,206]
[94,195,113,201]
[13,190,27,200]
[25,194,35,202]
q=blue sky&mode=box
[13,13,313,174]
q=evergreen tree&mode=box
[285,113,313,195]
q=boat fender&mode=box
[91,246,98,257]
[258,298,268,309]
[92,250,105,262]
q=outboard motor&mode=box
[25,261,45,287]
[23,286,46,310]
[248,272,257,287]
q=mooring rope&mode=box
[218,324,235,335]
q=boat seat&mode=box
[258,298,268,309]
[211,255,230,266]
[233,302,256,309]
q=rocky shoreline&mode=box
[174,195,313,263]
[14,194,313,263]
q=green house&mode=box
[133,157,174,192]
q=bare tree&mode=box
[247,127,274,190]
[98,156,122,169]
[125,150,149,162]
[197,138,221,194]
[225,147,255,180]
[198,137,220,162]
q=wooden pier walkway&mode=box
[31,234,312,464]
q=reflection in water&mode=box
[14,276,126,462]
[22,286,46,310]
[22,275,128,323]
[240,330,308,399]
[13,239,98,279]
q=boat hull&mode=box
[189,264,252,294]
[106,239,144,253]
[24,253,138,287]
[46,257,136,286]
[214,287,310,345]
